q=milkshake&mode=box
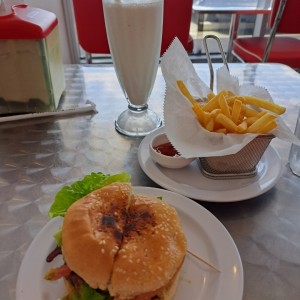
[103,0,163,107]
[103,0,163,136]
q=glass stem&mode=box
[128,103,148,112]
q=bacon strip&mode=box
[46,246,62,262]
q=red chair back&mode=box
[161,0,193,54]
[72,0,110,54]
[72,0,193,56]
[270,0,300,34]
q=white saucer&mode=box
[138,127,283,202]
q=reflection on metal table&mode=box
[1,63,300,300]
[192,0,273,61]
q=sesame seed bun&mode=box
[62,183,187,299]
[62,182,132,290]
[109,194,187,299]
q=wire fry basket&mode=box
[199,35,274,179]
[199,134,274,179]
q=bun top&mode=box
[62,182,132,290]
[109,193,187,300]
[62,183,187,299]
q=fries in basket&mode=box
[177,80,286,134]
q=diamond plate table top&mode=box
[1,63,300,300]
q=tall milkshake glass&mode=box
[103,0,163,137]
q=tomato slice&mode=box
[44,264,72,281]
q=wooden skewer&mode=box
[187,249,221,272]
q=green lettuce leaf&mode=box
[53,229,62,247]
[62,283,111,300]
[48,172,131,218]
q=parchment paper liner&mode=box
[160,38,300,177]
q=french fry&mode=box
[257,111,267,118]
[177,80,198,106]
[192,104,211,126]
[207,92,215,100]
[206,117,215,132]
[236,120,248,133]
[259,120,277,134]
[231,99,242,124]
[246,116,259,126]
[218,94,231,118]
[176,81,285,135]
[202,91,226,112]
[242,105,260,118]
[247,113,276,133]
[241,96,286,115]
[215,113,238,133]
[216,128,227,134]
[202,96,220,112]
[211,108,221,118]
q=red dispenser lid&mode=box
[0,4,58,39]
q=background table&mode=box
[192,0,273,60]
[1,63,300,300]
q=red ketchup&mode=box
[154,142,180,157]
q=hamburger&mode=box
[45,180,187,300]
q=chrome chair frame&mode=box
[262,0,287,62]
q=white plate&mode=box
[16,187,244,300]
[138,127,283,202]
